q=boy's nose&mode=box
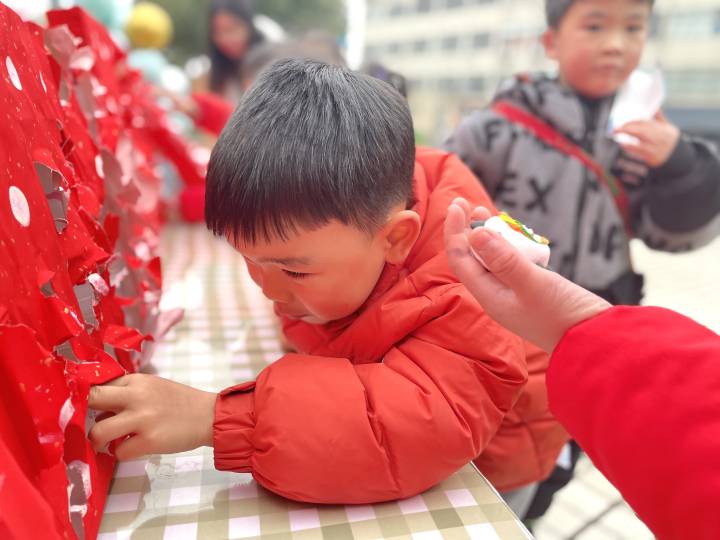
[602,31,625,54]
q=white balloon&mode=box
[160,64,190,95]
[254,14,286,43]
[0,0,51,21]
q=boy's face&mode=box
[543,0,651,98]
[230,215,415,325]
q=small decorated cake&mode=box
[471,212,551,267]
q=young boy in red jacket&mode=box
[89,59,567,510]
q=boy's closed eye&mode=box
[282,269,311,279]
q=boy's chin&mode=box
[298,314,327,325]
[574,80,625,100]
[580,87,621,100]
[559,76,623,100]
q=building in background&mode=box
[363,0,720,144]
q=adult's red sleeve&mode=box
[547,306,720,540]
[212,287,527,503]
[192,92,234,136]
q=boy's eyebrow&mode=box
[257,256,312,266]
[583,10,608,20]
[582,9,646,22]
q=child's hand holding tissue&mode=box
[610,69,680,168]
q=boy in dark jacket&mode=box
[445,0,720,522]
[446,0,720,306]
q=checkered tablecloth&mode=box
[98,224,532,540]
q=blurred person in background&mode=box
[172,36,347,139]
[207,0,264,101]
[445,0,720,527]
[359,61,408,98]
[240,32,346,89]
[148,0,266,134]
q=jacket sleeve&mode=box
[547,306,720,540]
[213,287,527,503]
[634,135,720,252]
[443,109,514,198]
[191,92,234,136]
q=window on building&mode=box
[438,78,460,92]
[417,0,432,13]
[473,32,490,48]
[367,5,386,20]
[365,45,379,59]
[387,42,400,55]
[389,3,405,16]
[441,35,459,50]
[665,69,720,99]
[413,39,428,53]
[467,77,485,93]
[714,9,720,34]
[666,11,714,39]
[648,13,661,38]
[447,0,463,8]
[398,41,415,55]
[407,78,423,92]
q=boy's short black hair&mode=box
[205,59,416,244]
[546,0,654,28]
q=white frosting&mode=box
[473,216,550,267]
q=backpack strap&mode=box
[493,100,632,235]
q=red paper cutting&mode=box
[0,4,194,539]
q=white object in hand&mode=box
[471,214,551,268]
[609,68,665,146]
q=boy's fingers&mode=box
[619,143,651,163]
[114,434,149,462]
[104,375,130,386]
[89,413,135,451]
[88,384,130,412]
[614,122,653,142]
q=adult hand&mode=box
[152,86,199,118]
[444,198,611,352]
[88,374,216,461]
[613,110,680,168]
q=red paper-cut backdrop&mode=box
[0,5,204,539]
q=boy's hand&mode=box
[88,374,217,461]
[614,110,680,168]
[444,198,610,352]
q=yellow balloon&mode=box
[126,2,173,49]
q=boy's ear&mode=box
[541,29,559,61]
[382,210,421,265]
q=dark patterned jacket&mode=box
[445,73,720,304]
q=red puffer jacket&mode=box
[213,147,568,502]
